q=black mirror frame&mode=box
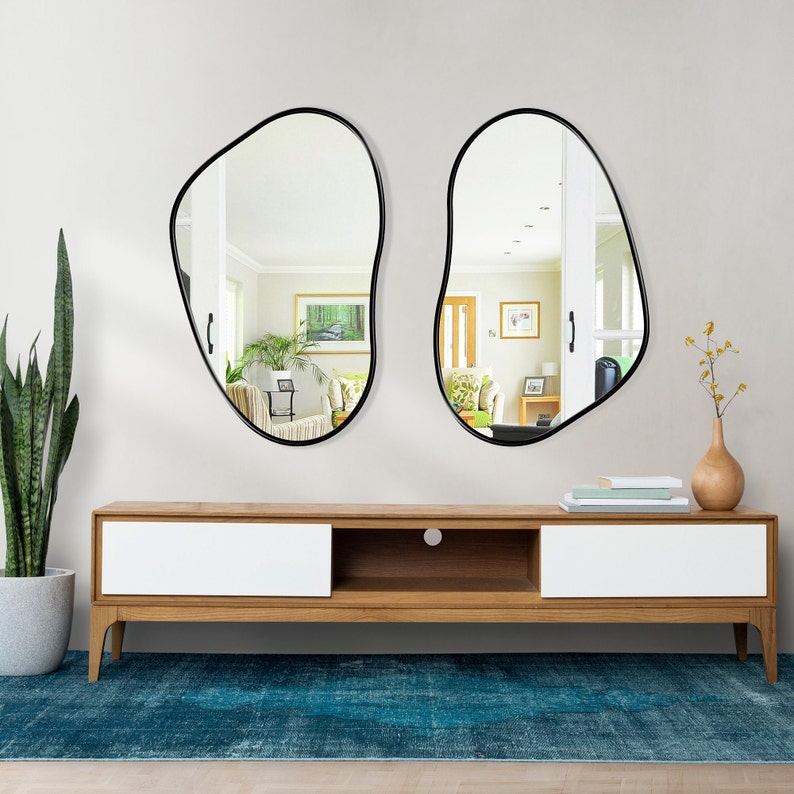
[169,107,386,445]
[434,108,650,445]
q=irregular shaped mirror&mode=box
[170,109,384,444]
[435,109,648,444]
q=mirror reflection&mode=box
[436,110,648,444]
[171,109,384,444]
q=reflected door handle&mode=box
[568,310,576,353]
[206,313,214,354]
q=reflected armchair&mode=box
[226,383,330,441]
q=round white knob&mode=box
[424,528,443,546]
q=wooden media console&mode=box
[89,502,778,682]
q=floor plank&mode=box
[1,762,793,793]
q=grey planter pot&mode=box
[0,567,75,676]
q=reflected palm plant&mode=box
[237,321,328,385]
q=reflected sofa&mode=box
[440,365,504,429]
[491,414,560,442]
[320,369,369,428]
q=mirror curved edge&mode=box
[434,108,650,445]
[169,107,386,445]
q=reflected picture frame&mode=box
[296,293,370,354]
[523,376,545,396]
[500,301,540,339]
[277,378,295,392]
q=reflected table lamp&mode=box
[541,361,559,395]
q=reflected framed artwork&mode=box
[523,376,546,397]
[523,376,545,396]
[500,301,540,339]
[296,293,370,354]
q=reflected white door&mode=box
[187,159,227,381]
[561,130,596,418]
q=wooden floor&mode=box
[1,761,792,793]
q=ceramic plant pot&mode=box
[0,568,75,676]
[691,417,745,511]
[270,369,292,390]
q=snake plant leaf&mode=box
[0,389,23,576]
[37,394,79,571]
[30,349,49,519]
[15,348,41,576]
[54,395,79,479]
[2,362,21,420]
[0,323,26,576]
[0,317,5,385]
[34,231,75,576]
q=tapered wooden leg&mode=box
[111,621,126,660]
[733,622,748,660]
[88,605,118,682]
[749,608,777,683]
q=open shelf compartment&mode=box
[332,527,540,595]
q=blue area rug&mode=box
[0,652,791,761]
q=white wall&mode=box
[1,0,792,657]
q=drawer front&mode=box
[101,521,331,597]
[540,523,767,598]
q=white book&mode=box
[562,493,689,507]
[597,475,683,489]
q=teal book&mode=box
[571,484,672,499]
[559,494,690,513]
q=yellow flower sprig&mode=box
[685,321,747,418]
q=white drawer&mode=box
[101,521,331,596]
[540,523,767,598]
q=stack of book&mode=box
[559,475,690,513]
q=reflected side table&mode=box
[264,389,298,421]
[519,395,561,425]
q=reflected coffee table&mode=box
[458,410,476,427]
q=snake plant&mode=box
[1,230,80,577]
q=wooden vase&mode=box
[691,417,744,510]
